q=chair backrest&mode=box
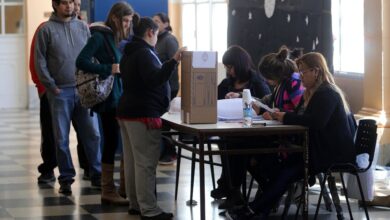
[354,119,377,171]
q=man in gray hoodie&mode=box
[34,0,101,195]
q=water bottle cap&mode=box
[242,89,252,103]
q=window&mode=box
[332,0,364,74]
[181,0,227,61]
[0,0,24,35]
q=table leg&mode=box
[303,131,309,220]
[199,137,206,220]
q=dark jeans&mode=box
[37,93,57,175]
[249,155,303,215]
[100,110,121,164]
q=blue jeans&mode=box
[47,87,101,184]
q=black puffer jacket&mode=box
[117,37,178,118]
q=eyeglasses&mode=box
[224,65,233,71]
[299,68,313,75]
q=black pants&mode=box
[249,155,303,215]
[37,93,57,174]
[100,110,121,164]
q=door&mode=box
[0,0,26,109]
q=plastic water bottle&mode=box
[242,89,253,127]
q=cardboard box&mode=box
[181,51,218,124]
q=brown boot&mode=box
[364,195,390,207]
[118,158,127,198]
[101,163,128,206]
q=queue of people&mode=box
[31,1,358,220]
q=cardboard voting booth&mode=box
[181,51,218,124]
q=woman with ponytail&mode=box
[117,17,186,220]
[255,46,304,116]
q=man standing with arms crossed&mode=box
[35,0,101,195]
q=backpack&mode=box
[76,34,116,108]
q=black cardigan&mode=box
[283,83,356,174]
[117,37,178,118]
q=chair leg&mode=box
[207,143,216,190]
[314,173,328,220]
[282,183,295,219]
[317,173,333,212]
[339,172,353,219]
[189,144,197,203]
[241,176,247,201]
[294,188,304,220]
[355,173,370,220]
[327,174,344,219]
[174,147,182,200]
[246,176,254,202]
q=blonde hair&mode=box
[296,52,350,113]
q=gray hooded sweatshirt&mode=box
[34,13,90,91]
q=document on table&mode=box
[252,97,275,113]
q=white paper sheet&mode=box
[192,51,217,68]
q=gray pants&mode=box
[118,120,162,217]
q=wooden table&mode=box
[161,113,309,220]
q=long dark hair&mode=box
[154,12,172,32]
[105,1,135,45]
[222,45,255,83]
[258,46,297,82]
[133,17,159,38]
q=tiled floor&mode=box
[0,109,389,220]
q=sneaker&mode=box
[141,212,173,220]
[159,154,175,165]
[59,183,72,195]
[37,172,55,184]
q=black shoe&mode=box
[82,170,90,180]
[218,190,245,209]
[211,187,228,199]
[37,172,55,184]
[226,206,255,220]
[59,183,72,195]
[128,209,141,215]
[91,178,101,189]
[141,212,173,220]
[158,154,175,165]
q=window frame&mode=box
[0,0,24,35]
[181,0,227,60]
[332,0,364,75]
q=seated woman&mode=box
[211,45,271,207]
[227,52,356,220]
[255,46,304,117]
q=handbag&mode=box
[76,34,116,108]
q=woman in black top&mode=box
[118,17,185,220]
[218,45,270,100]
[212,45,271,209]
